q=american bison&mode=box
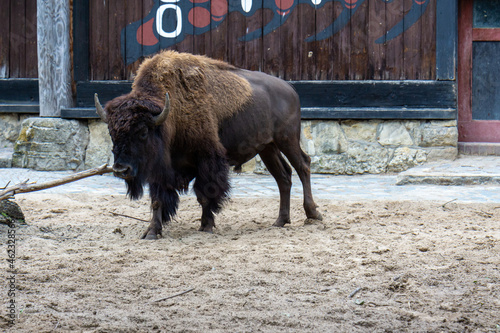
[95,50,322,239]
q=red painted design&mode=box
[136,18,159,46]
[275,0,294,10]
[344,0,357,9]
[276,9,291,16]
[415,0,425,4]
[188,7,211,28]
[211,0,228,17]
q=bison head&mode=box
[95,93,171,198]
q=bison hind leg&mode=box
[259,143,292,227]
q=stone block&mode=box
[0,115,30,149]
[344,141,390,174]
[85,120,114,169]
[341,120,379,143]
[377,121,414,146]
[419,121,458,147]
[300,120,346,156]
[386,147,427,173]
[12,118,89,171]
[425,147,458,161]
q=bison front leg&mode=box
[193,154,230,233]
[142,200,163,240]
[142,184,179,240]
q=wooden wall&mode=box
[87,0,437,81]
[0,0,38,78]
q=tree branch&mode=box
[0,164,114,201]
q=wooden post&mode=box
[37,0,72,117]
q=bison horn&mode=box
[94,93,108,123]
[154,92,171,126]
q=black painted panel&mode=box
[0,79,39,104]
[76,81,132,107]
[472,42,500,120]
[301,107,456,120]
[0,104,39,113]
[293,81,456,108]
[72,80,457,120]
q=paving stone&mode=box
[0,157,498,204]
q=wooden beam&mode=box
[37,0,72,117]
[0,79,39,104]
[436,0,458,80]
[65,80,457,120]
[472,28,500,41]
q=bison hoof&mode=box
[272,218,291,228]
[141,230,161,240]
[309,211,323,221]
[143,234,158,240]
[198,226,214,233]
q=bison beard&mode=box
[96,50,322,239]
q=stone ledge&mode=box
[396,156,500,185]
[458,142,500,156]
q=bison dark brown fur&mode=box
[96,50,322,239]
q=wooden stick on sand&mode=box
[0,164,114,201]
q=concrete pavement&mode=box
[1,155,500,203]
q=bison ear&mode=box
[153,93,170,126]
[94,93,108,123]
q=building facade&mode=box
[1,0,499,171]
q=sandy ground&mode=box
[1,192,499,332]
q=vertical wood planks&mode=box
[244,5,264,72]
[403,0,421,79]
[299,4,317,80]
[350,1,369,80]
[80,0,438,82]
[25,0,38,78]
[124,0,144,79]
[109,0,126,80]
[227,12,247,69]
[368,0,386,79]
[315,2,336,80]
[0,1,11,78]
[385,0,405,79]
[420,0,436,79]
[10,0,27,78]
[281,3,300,80]
[262,8,281,77]
[90,0,109,80]
[209,0,228,61]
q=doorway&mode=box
[458,0,500,150]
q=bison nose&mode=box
[113,163,132,179]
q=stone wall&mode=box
[0,114,31,149]
[4,116,457,173]
[12,118,89,171]
[298,120,458,174]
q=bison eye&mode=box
[138,128,148,141]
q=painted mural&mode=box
[122,0,430,65]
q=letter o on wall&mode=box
[156,3,182,38]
